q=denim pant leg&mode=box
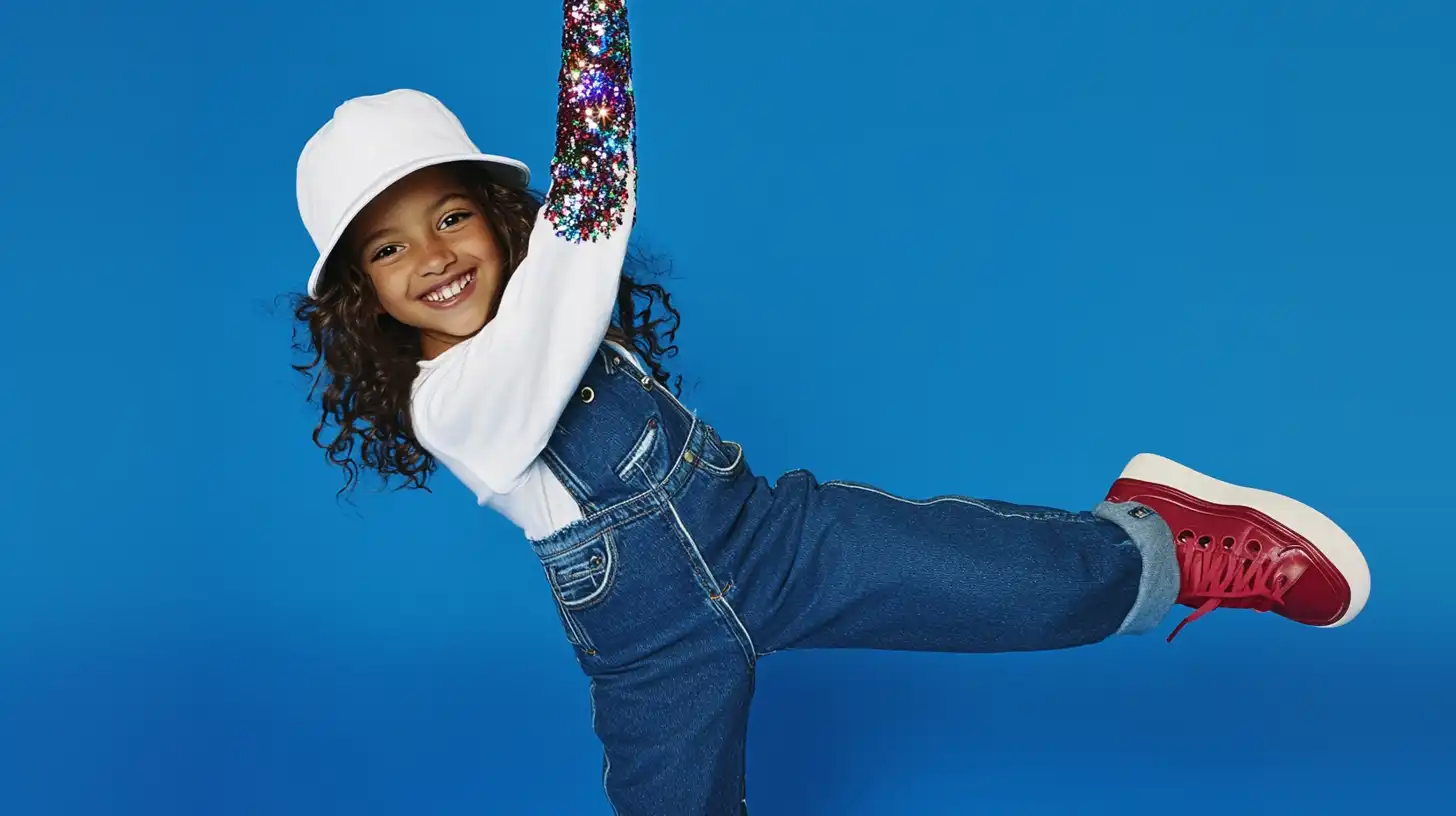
[585,642,753,816]
[734,471,1179,655]
[538,507,756,816]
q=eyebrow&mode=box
[356,192,473,254]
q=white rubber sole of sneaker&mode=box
[1119,453,1371,627]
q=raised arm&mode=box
[411,0,638,496]
[546,0,636,243]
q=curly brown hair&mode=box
[291,161,682,495]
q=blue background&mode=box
[2,0,1453,813]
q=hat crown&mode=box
[297,89,479,251]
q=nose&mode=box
[418,235,457,277]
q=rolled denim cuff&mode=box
[1094,500,1179,636]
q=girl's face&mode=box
[347,165,506,359]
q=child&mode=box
[291,2,1371,813]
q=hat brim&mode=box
[306,152,531,297]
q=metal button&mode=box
[579,386,595,403]
[684,450,696,463]
[640,375,653,390]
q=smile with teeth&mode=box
[422,270,476,304]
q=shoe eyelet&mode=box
[1178,530,1196,544]
[1196,535,1212,549]
[1222,537,1236,551]
[1248,540,1262,554]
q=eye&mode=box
[370,244,401,262]
[439,210,473,229]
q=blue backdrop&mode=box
[2,1,1452,813]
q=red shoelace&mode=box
[1167,534,1297,642]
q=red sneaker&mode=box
[1106,454,1370,642]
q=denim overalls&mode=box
[528,343,1177,815]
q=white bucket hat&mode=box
[296,89,532,296]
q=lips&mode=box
[419,268,477,308]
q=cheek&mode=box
[366,269,415,317]
[465,223,505,266]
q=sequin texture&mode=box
[545,0,635,242]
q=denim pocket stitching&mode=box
[546,532,619,611]
[614,420,659,483]
[694,430,744,479]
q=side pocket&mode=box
[541,534,619,657]
[694,425,745,479]
[542,533,618,611]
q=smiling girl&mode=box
[289,2,1371,813]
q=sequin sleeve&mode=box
[545,0,636,242]
[409,0,640,499]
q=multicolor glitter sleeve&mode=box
[544,0,636,243]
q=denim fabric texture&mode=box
[529,344,1178,815]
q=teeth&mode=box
[424,271,474,304]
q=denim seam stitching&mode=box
[662,496,758,666]
[588,679,620,816]
[635,360,697,425]
[822,480,1097,522]
[549,593,583,648]
[541,447,599,514]
[551,592,596,653]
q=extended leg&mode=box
[732,470,1179,655]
